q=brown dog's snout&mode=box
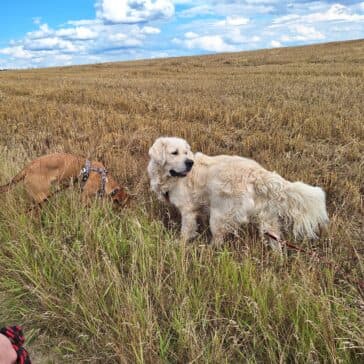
[111,188,129,207]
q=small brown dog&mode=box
[0,153,128,207]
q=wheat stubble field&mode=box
[0,40,363,363]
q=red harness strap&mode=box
[264,232,317,256]
[0,326,31,364]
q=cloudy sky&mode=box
[0,1,363,69]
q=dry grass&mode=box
[0,39,363,363]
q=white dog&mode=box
[147,137,329,250]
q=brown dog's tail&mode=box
[0,168,26,193]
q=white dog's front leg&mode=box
[209,208,228,248]
[180,210,198,242]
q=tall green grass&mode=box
[0,190,362,363]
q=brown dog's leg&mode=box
[26,198,49,215]
[26,182,72,214]
[24,175,50,204]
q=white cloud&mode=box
[67,19,101,26]
[270,40,282,47]
[179,5,212,18]
[216,15,250,27]
[32,17,42,25]
[26,24,52,39]
[184,35,237,52]
[178,1,275,18]
[272,14,299,25]
[184,31,198,39]
[141,26,161,34]
[281,24,325,42]
[24,37,84,52]
[172,0,194,3]
[56,27,98,40]
[273,4,364,25]
[305,4,364,23]
[0,17,161,68]
[227,28,260,44]
[171,37,181,44]
[107,33,128,42]
[96,0,174,24]
[106,32,143,47]
[213,2,274,16]
[102,24,155,46]
[0,46,33,59]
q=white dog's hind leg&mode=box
[209,194,253,247]
[180,210,198,242]
[257,211,283,253]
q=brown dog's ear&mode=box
[148,138,167,166]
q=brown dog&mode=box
[0,153,128,207]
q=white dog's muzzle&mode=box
[169,159,194,177]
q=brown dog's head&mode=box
[104,174,129,207]
[109,186,129,207]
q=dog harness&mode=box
[80,159,108,197]
[0,326,31,364]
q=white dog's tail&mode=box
[256,173,329,239]
[282,181,329,238]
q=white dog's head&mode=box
[148,137,194,177]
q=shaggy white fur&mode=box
[148,137,329,250]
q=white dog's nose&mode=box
[185,159,194,170]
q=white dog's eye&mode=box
[172,150,178,155]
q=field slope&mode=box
[0,40,363,363]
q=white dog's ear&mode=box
[149,138,167,166]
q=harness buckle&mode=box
[80,160,108,197]
[80,167,89,182]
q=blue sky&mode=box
[0,1,363,68]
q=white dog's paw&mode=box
[210,236,225,248]
[181,231,198,243]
